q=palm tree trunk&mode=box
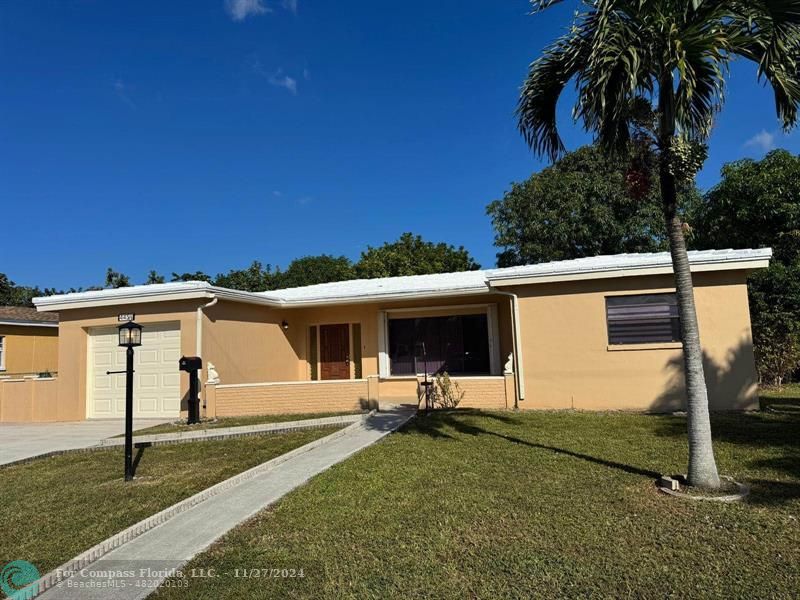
[658,72,721,490]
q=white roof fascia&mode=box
[487,249,772,288]
[33,282,284,312]
[269,285,491,308]
[32,248,771,312]
[0,320,59,328]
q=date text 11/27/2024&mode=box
[188,568,306,579]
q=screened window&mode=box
[606,294,681,345]
[388,314,489,376]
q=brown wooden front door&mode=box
[319,324,350,380]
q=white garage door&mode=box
[88,322,182,419]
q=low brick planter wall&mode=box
[210,380,372,417]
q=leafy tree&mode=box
[355,233,480,278]
[104,268,130,289]
[213,261,276,292]
[145,270,166,285]
[517,0,800,489]
[274,255,356,289]
[749,263,800,386]
[691,150,800,385]
[487,145,696,266]
[0,274,42,307]
[170,271,213,283]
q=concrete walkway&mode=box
[0,419,170,466]
[36,406,415,600]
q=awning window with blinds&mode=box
[605,293,681,345]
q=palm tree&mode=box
[518,0,800,489]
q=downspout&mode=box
[197,296,218,407]
[492,289,526,408]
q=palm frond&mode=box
[726,0,800,128]
[520,0,800,160]
[672,19,729,138]
[517,32,590,161]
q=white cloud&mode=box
[303,67,311,81]
[250,58,299,95]
[113,79,136,110]
[744,129,776,152]
[268,69,297,95]
[282,0,298,14]
[225,0,270,21]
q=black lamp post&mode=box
[118,321,142,481]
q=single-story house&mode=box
[0,306,59,376]
[21,248,769,423]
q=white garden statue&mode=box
[206,362,220,384]
[504,353,514,374]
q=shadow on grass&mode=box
[760,387,800,414]
[131,443,151,478]
[408,409,659,479]
[410,409,800,505]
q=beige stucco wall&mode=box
[55,300,201,421]
[0,325,58,375]
[0,377,58,422]
[202,300,303,384]
[510,270,759,412]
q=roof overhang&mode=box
[33,248,772,312]
[33,282,284,312]
[271,286,491,308]
[486,249,772,288]
[0,320,58,328]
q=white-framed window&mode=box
[378,305,501,378]
[0,335,5,370]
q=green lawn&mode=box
[0,428,339,574]
[122,411,365,437]
[760,383,800,413]
[154,410,800,599]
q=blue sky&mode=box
[1,0,797,290]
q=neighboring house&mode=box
[27,248,769,423]
[0,306,59,376]
[0,306,59,422]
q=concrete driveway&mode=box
[0,419,171,466]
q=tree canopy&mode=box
[275,255,356,289]
[487,145,692,266]
[691,149,800,385]
[1,234,480,306]
[213,261,276,293]
[355,233,480,278]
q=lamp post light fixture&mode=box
[118,321,142,481]
[118,321,143,347]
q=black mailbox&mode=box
[179,356,202,372]
[179,356,203,424]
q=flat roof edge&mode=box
[0,320,59,327]
[487,255,772,287]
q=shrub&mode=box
[431,372,464,409]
